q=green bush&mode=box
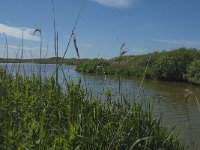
[184,59,200,85]
[153,48,200,81]
[76,59,109,74]
[77,48,200,82]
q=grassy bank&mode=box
[0,67,184,149]
[76,47,200,85]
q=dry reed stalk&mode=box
[33,28,42,84]
[51,0,59,84]
[109,54,151,148]
[48,0,86,86]
[3,33,8,71]
[118,42,128,104]
[195,96,200,112]
[56,31,59,84]
[72,33,80,59]
[62,1,86,59]
[184,89,194,149]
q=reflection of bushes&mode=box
[184,59,200,85]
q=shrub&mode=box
[184,59,200,85]
[76,59,109,74]
[153,48,200,81]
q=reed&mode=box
[33,28,42,84]
[0,67,184,149]
[51,0,59,85]
[118,42,128,105]
[3,33,8,71]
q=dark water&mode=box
[3,63,200,148]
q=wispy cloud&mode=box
[90,0,134,8]
[85,44,93,48]
[0,44,41,53]
[152,39,200,46]
[0,23,40,41]
[8,45,40,51]
[0,44,47,58]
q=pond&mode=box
[3,63,200,148]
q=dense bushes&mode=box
[77,48,200,83]
[153,48,200,81]
[184,59,200,85]
[76,59,109,74]
[76,59,151,78]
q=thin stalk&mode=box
[44,45,49,75]
[62,0,86,59]
[15,93,19,149]
[10,40,21,74]
[184,100,193,148]
[3,34,8,72]
[109,55,151,147]
[195,96,200,112]
[56,32,59,84]
[17,31,24,75]
[48,0,86,83]
[28,50,35,74]
[1,33,7,72]
[33,28,42,84]
[51,0,58,84]
[118,42,128,105]
[184,89,194,148]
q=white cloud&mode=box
[8,45,40,51]
[90,0,134,8]
[0,23,40,41]
[152,39,200,46]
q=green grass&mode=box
[0,66,184,149]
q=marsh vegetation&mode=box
[76,47,200,85]
[0,65,185,149]
[0,0,200,149]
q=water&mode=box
[2,63,200,148]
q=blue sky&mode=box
[0,0,200,59]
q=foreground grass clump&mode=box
[0,69,183,149]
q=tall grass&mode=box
[0,67,184,149]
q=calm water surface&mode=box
[3,63,200,148]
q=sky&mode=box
[0,0,200,59]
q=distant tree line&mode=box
[0,57,90,65]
